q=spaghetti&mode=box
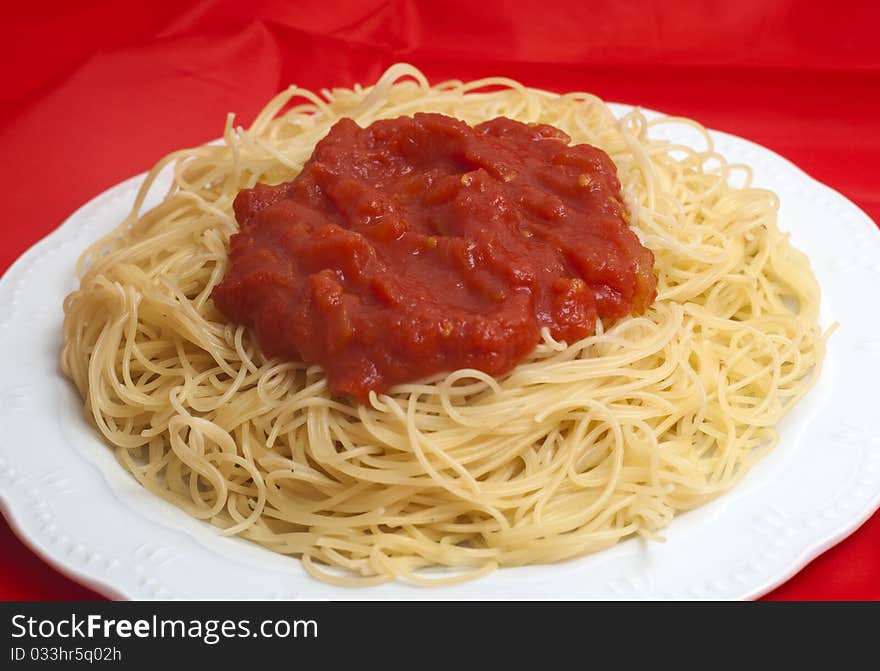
[61,64,826,585]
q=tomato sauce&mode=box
[212,113,656,401]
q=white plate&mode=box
[2,105,879,600]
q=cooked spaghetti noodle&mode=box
[61,64,826,585]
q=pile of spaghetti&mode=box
[61,64,826,585]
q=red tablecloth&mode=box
[2,0,879,601]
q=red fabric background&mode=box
[1,0,879,601]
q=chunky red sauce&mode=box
[213,113,656,401]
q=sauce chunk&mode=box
[213,113,656,401]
